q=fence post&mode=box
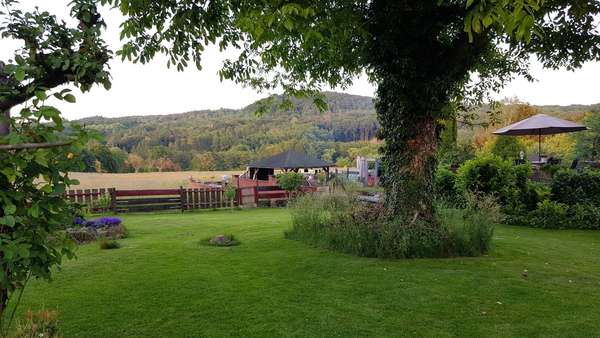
[108,188,117,214]
[236,188,242,207]
[253,186,258,206]
[179,186,186,212]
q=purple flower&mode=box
[73,217,86,226]
[93,217,122,227]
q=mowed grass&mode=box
[68,171,242,189]
[16,209,600,337]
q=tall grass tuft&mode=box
[437,193,500,257]
[286,192,499,259]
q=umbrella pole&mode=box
[538,131,541,162]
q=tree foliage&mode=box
[0,0,111,324]
[276,172,305,192]
[574,111,600,161]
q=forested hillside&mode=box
[73,92,599,173]
[74,92,380,172]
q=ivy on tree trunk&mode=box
[368,0,490,224]
[376,80,440,223]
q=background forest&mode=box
[74,92,600,173]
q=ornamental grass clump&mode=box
[13,309,61,338]
[437,193,500,257]
[286,192,499,259]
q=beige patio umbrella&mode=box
[493,114,588,162]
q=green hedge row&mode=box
[435,154,600,229]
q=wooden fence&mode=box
[112,189,183,213]
[65,188,112,213]
[65,185,292,213]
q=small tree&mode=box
[126,153,145,173]
[574,112,600,161]
[223,184,237,209]
[276,172,305,197]
[0,0,111,329]
[491,136,526,160]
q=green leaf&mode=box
[39,106,61,119]
[4,204,16,216]
[283,19,294,31]
[14,67,25,81]
[29,204,40,218]
[34,152,49,167]
[17,245,30,259]
[0,216,16,227]
[53,183,66,195]
[35,90,47,101]
[64,94,76,103]
[482,15,493,28]
[0,168,16,183]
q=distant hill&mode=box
[73,92,598,172]
[74,92,379,172]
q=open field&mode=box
[14,209,600,337]
[68,171,242,189]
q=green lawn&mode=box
[16,209,600,337]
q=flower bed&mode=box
[69,216,127,244]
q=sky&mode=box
[2,1,599,120]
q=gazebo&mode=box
[247,150,333,180]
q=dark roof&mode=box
[248,150,333,169]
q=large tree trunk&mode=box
[376,78,441,224]
[367,0,490,225]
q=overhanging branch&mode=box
[0,140,72,150]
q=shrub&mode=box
[551,169,600,206]
[568,203,600,230]
[455,154,516,205]
[14,309,60,338]
[490,135,526,160]
[276,172,305,192]
[99,239,121,250]
[520,181,550,211]
[434,167,459,201]
[286,193,496,258]
[528,200,569,229]
[223,184,237,207]
[90,194,111,213]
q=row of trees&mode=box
[80,100,598,173]
[80,138,381,173]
